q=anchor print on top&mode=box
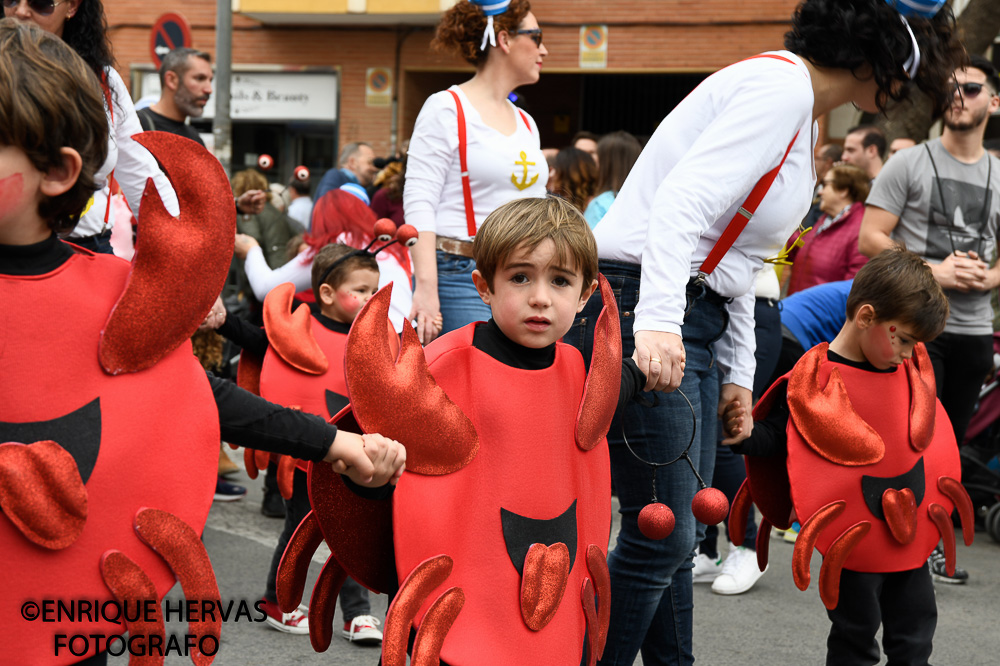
[512,151,540,191]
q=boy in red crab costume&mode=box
[0,21,403,666]
[277,196,652,665]
[723,248,974,665]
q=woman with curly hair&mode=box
[404,0,548,343]
[570,2,964,664]
[549,146,598,212]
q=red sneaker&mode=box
[260,598,309,635]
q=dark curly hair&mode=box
[61,0,115,78]
[785,0,964,118]
[432,0,532,67]
[0,19,108,234]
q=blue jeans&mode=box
[436,251,491,335]
[568,260,726,666]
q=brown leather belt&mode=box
[436,236,475,258]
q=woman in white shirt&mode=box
[567,2,963,664]
[404,0,548,343]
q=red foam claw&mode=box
[254,449,270,474]
[277,511,324,612]
[383,555,453,666]
[308,556,348,653]
[100,132,234,375]
[263,282,329,374]
[411,587,465,666]
[793,500,846,591]
[134,508,221,666]
[0,440,87,550]
[576,274,622,451]
[818,522,871,610]
[276,454,296,500]
[907,343,937,451]
[236,349,263,396]
[928,503,958,576]
[243,448,261,480]
[581,578,599,666]
[939,476,975,546]
[756,518,772,572]
[787,345,884,465]
[345,286,478,475]
[586,545,610,658]
[729,480,752,546]
[101,550,166,666]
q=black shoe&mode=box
[214,477,247,502]
[261,486,286,518]
[928,543,968,584]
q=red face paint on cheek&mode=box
[337,292,361,315]
[0,174,25,217]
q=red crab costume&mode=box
[731,343,974,609]
[0,133,235,664]
[276,278,621,665]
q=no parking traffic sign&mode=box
[149,13,192,69]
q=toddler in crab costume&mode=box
[0,20,403,665]
[320,196,657,666]
[724,248,974,665]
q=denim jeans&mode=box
[436,251,491,335]
[568,260,726,666]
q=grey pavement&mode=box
[115,454,999,665]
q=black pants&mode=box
[826,565,936,666]
[925,332,993,445]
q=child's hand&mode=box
[326,431,406,487]
[718,384,753,445]
[199,296,227,331]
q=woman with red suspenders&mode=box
[405,0,548,343]
[566,2,963,664]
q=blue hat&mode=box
[470,0,512,51]
[884,0,947,20]
[340,183,370,205]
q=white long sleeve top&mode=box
[404,86,548,240]
[593,51,817,390]
[243,245,412,333]
[70,67,179,239]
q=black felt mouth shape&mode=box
[0,398,101,484]
[861,457,926,521]
[325,390,349,418]
[500,500,577,575]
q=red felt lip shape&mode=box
[520,542,570,631]
[0,440,87,550]
[882,487,917,545]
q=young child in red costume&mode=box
[723,248,973,665]
[334,196,651,666]
[214,242,397,640]
[0,19,403,665]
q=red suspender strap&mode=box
[696,53,801,280]
[447,89,478,237]
[100,72,115,227]
[518,109,531,132]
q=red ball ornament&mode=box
[373,218,397,242]
[293,165,310,182]
[257,154,274,171]
[691,487,729,525]
[396,224,419,247]
[638,502,675,540]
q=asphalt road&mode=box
[109,458,999,665]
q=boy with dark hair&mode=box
[723,248,972,665]
[0,19,403,663]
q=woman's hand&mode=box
[236,190,267,215]
[234,233,259,260]
[199,296,227,332]
[632,330,685,392]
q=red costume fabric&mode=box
[749,344,961,574]
[391,323,611,665]
[0,251,218,664]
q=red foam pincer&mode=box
[638,503,674,540]
[374,218,396,241]
[692,487,729,525]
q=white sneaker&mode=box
[711,546,767,595]
[692,551,724,583]
[342,614,383,644]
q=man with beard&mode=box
[860,55,1000,584]
[139,48,264,214]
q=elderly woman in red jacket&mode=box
[787,163,872,295]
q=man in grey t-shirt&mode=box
[860,56,1000,447]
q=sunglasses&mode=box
[954,82,996,99]
[515,28,543,48]
[2,0,66,16]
